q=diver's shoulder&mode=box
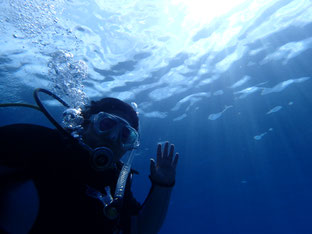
[0,124,58,138]
[0,123,55,131]
[0,124,68,158]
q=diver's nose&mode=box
[109,128,120,141]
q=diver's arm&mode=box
[134,182,173,234]
[132,142,179,234]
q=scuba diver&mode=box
[0,89,179,234]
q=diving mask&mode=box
[92,112,140,151]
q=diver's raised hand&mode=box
[150,142,179,186]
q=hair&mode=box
[81,97,139,131]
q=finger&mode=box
[150,158,157,175]
[172,153,179,169]
[168,144,174,161]
[163,141,169,158]
[157,143,162,162]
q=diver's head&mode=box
[80,97,139,167]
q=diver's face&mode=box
[83,124,127,162]
[82,112,133,162]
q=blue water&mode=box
[1,0,312,233]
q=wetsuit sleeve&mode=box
[124,190,141,215]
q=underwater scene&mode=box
[1,0,312,233]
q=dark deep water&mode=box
[1,0,312,233]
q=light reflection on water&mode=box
[0,0,311,133]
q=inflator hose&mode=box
[33,88,71,139]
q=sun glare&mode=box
[172,0,247,25]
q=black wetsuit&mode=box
[0,124,141,234]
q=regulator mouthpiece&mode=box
[90,147,114,170]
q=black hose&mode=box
[33,88,72,139]
[0,103,41,111]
